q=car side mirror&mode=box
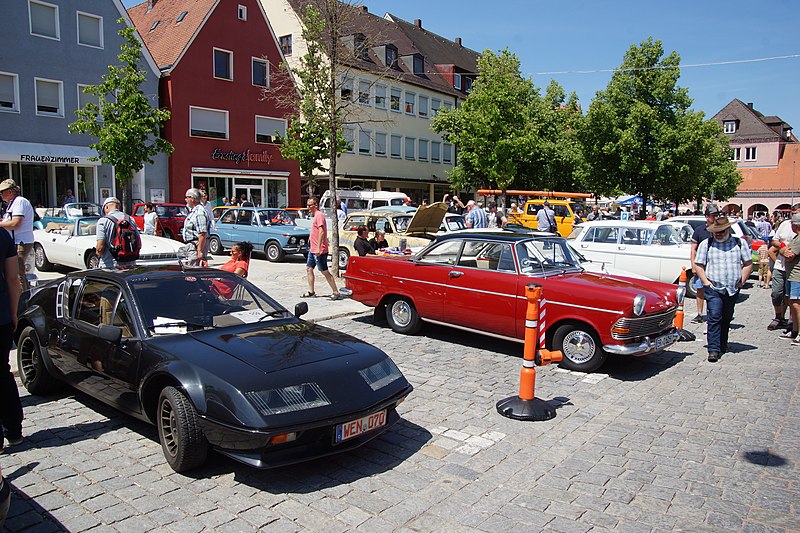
[98,324,122,344]
[294,302,308,318]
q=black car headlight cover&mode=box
[245,383,330,416]
[359,358,402,391]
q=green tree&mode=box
[69,20,173,211]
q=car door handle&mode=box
[580,244,589,248]
[449,270,463,278]
[618,246,626,250]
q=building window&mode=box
[443,101,453,111]
[252,58,269,87]
[375,84,387,109]
[404,92,415,115]
[0,73,20,112]
[413,55,424,75]
[238,5,247,20]
[213,48,233,80]
[343,127,355,153]
[385,45,398,68]
[453,73,462,90]
[358,129,371,155]
[375,132,387,157]
[34,78,63,117]
[279,35,292,56]
[149,20,159,32]
[443,143,452,164]
[390,87,401,112]
[77,12,102,48]
[431,98,440,116]
[464,77,473,93]
[418,139,428,161]
[404,137,415,160]
[390,134,402,158]
[354,34,369,61]
[731,147,741,161]
[723,120,736,134]
[29,0,59,40]
[255,116,286,144]
[745,146,757,161]
[77,83,99,111]
[418,95,428,118]
[189,106,228,139]
[340,78,353,101]
[358,80,370,105]
[431,141,441,162]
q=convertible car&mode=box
[40,202,101,227]
[15,267,412,472]
[34,216,184,271]
[344,231,682,372]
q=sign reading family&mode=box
[210,148,273,166]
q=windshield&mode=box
[130,272,288,335]
[66,204,100,217]
[441,215,466,232]
[76,218,99,237]
[157,205,189,217]
[516,238,582,274]
[258,209,295,226]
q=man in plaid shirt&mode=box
[695,216,753,362]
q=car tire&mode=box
[162,228,174,240]
[338,248,350,271]
[209,236,223,255]
[34,243,54,272]
[385,297,422,335]
[552,323,607,372]
[86,252,100,270]
[157,386,208,473]
[17,326,59,395]
[684,272,697,299]
[265,241,284,262]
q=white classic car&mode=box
[567,220,693,294]
[34,216,184,271]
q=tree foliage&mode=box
[69,20,173,209]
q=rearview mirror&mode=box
[294,302,308,317]
[98,324,122,344]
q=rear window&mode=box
[390,198,405,206]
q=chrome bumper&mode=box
[603,329,679,356]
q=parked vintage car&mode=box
[337,202,465,269]
[344,231,681,372]
[567,220,693,294]
[209,207,309,262]
[15,266,412,472]
[131,202,188,241]
[33,216,183,270]
[40,202,101,227]
[671,215,764,251]
[284,207,313,229]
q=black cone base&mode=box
[496,396,556,421]
[678,329,696,342]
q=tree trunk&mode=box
[329,141,340,278]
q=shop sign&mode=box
[211,148,274,166]
[20,154,80,164]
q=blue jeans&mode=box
[704,286,738,353]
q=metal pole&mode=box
[792,160,796,205]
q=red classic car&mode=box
[131,202,189,241]
[344,231,683,372]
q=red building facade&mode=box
[129,0,299,207]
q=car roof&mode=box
[577,220,673,229]
[434,230,551,244]
[73,265,231,282]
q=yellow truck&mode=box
[477,190,592,237]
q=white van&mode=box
[319,190,410,219]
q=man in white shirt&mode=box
[768,203,800,330]
[200,190,215,223]
[0,179,35,290]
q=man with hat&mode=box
[689,204,722,324]
[0,179,35,290]
[694,215,753,362]
[465,200,488,228]
[96,197,139,268]
[536,200,557,233]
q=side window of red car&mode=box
[133,205,144,216]
[419,240,462,265]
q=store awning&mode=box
[0,140,100,166]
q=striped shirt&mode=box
[695,236,751,295]
[465,207,488,228]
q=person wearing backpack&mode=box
[95,197,141,267]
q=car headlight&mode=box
[633,294,646,316]
[359,358,402,391]
[675,286,686,305]
[245,383,330,416]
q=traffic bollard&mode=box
[675,267,696,342]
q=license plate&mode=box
[335,409,387,443]
[655,333,675,350]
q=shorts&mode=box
[306,252,329,271]
[692,274,704,290]
[786,280,800,300]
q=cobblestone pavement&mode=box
[2,273,799,532]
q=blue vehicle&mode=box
[40,202,101,227]
[209,207,310,262]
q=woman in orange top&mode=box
[220,242,253,277]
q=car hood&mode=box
[405,202,448,235]
[542,271,676,314]
[139,235,184,253]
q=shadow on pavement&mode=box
[599,348,691,381]
[742,449,788,467]
[3,462,68,533]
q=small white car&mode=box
[670,215,762,250]
[34,216,184,271]
[567,220,692,290]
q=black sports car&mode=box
[16,266,412,472]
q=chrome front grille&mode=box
[611,308,677,340]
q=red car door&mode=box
[405,239,465,323]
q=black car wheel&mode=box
[385,297,422,335]
[17,326,59,395]
[209,236,223,255]
[338,248,350,271]
[684,272,697,299]
[265,241,284,262]
[157,386,208,473]
[162,228,174,240]
[553,323,607,372]
[85,252,100,269]
[34,243,54,272]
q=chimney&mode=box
[747,102,753,109]
[455,37,462,46]
[414,19,422,28]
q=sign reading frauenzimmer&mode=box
[20,154,80,164]
[211,148,273,166]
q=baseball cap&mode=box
[704,204,720,216]
[543,200,550,206]
[792,213,800,225]
[0,179,17,192]
[102,196,121,208]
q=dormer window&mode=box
[413,55,424,75]
[385,45,398,69]
[353,33,369,61]
[176,11,188,23]
[723,120,736,134]
[464,77,473,93]
[453,73,462,90]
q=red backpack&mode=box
[105,215,141,262]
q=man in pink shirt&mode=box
[303,197,341,300]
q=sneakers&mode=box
[781,330,798,339]
[792,336,800,347]
[330,293,342,301]
[767,318,783,330]
[6,436,22,446]
[691,314,705,324]
[707,351,720,362]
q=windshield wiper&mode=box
[257,310,289,322]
